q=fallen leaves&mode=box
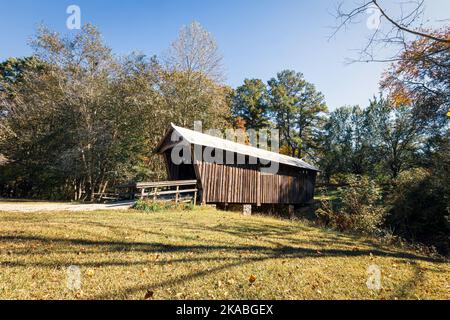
[85,269,95,277]
[74,290,84,299]
[141,267,149,275]
[144,290,154,300]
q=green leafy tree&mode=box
[0,25,162,200]
[232,79,270,130]
[268,70,327,159]
[319,105,372,181]
[366,96,425,179]
[0,23,233,200]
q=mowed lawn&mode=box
[0,207,448,300]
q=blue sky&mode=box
[1,0,449,110]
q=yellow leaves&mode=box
[391,89,412,107]
[85,268,95,277]
[279,145,293,156]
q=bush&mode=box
[133,199,196,213]
[329,173,352,186]
[386,168,449,255]
[316,175,386,235]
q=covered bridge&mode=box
[155,124,319,211]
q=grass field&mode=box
[0,207,448,300]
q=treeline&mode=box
[0,23,231,200]
[227,28,448,254]
[0,23,448,253]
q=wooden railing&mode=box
[135,180,198,205]
[96,180,199,205]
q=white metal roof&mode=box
[169,124,319,171]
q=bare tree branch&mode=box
[332,0,450,64]
[372,0,450,43]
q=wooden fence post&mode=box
[175,186,179,204]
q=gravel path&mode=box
[0,200,135,212]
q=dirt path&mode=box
[0,200,135,212]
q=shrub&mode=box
[133,200,167,212]
[316,175,386,235]
[329,173,352,186]
[133,199,196,213]
[386,168,449,255]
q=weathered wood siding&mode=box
[195,162,316,205]
[160,145,317,205]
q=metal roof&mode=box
[164,124,319,171]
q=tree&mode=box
[319,96,428,181]
[161,21,231,130]
[381,27,449,126]
[165,21,224,82]
[366,97,420,178]
[319,105,372,180]
[232,79,270,130]
[268,70,327,159]
[0,56,63,198]
[0,22,234,200]
[0,25,162,200]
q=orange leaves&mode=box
[390,87,412,108]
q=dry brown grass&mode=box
[0,207,448,300]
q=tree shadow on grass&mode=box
[1,233,445,264]
[389,262,424,299]
[1,216,446,299]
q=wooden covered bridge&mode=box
[147,124,319,213]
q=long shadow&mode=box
[92,255,272,299]
[390,262,424,299]
[1,234,444,264]
[154,220,421,258]
[1,255,235,268]
[2,228,446,299]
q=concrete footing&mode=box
[243,204,252,216]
